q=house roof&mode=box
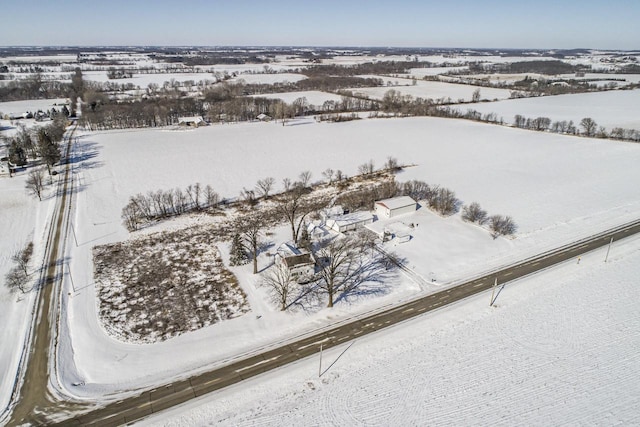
[284,253,313,267]
[277,242,308,258]
[375,196,417,211]
[327,211,373,227]
[178,116,204,124]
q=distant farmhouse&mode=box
[177,116,207,127]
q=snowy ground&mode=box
[348,80,512,102]
[81,71,218,86]
[249,90,344,106]
[2,113,640,413]
[49,115,640,401]
[0,166,59,413]
[468,89,640,130]
[0,98,69,116]
[229,73,308,85]
[137,234,640,426]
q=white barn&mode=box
[374,196,417,219]
[326,212,374,233]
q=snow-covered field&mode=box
[138,234,640,426]
[229,73,307,85]
[405,66,469,77]
[250,90,344,106]
[0,98,69,116]
[0,168,58,412]
[43,115,640,400]
[2,113,640,416]
[348,80,512,102]
[469,89,640,130]
[81,71,218,86]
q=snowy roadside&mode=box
[136,235,640,426]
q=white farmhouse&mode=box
[275,242,315,281]
[325,212,374,233]
[374,196,417,219]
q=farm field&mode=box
[249,90,344,106]
[2,45,640,424]
[347,80,512,102]
[18,114,635,401]
[468,89,640,130]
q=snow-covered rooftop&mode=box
[375,196,417,210]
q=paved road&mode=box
[3,128,79,426]
[49,218,639,426]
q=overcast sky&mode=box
[2,0,638,50]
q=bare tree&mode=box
[121,201,142,232]
[298,170,312,187]
[255,177,276,198]
[282,177,292,192]
[428,187,460,216]
[315,234,393,308]
[358,159,375,176]
[25,167,46,200]
[322,168,335,184]
[384,156,399,171]
[274,185,328,243]
[514,114,526,128]
[462,202,488,224]
[203,184,219,208]
[531,117,551,131]
[471,88,481,102]
[235,211,267,274]
[262,262,296,311]
[5,268,28,294]
[488,215,517,239]
[580,117,597,137]
[240,188,257,206]
[12,242,34,276]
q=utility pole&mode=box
[70,221,79,247]
[318,344,323,377]
[490,277,497,307]
[67,262,76,294]
[604,237,614,262]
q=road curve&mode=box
[48,218,640,426]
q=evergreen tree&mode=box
[229,233,249,266]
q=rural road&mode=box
[44,219,640,425]
[3,127,79,426]
[3,127,639,425]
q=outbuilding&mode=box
[374,196,417,219]
[177,116,207,127]
[325,211,374,233]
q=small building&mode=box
[275,242,315,280]
[177,116,207,127]
[256,113,272,122]
[326,211,374,233]
[374,196,417,219]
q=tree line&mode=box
[121,183,220,231]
